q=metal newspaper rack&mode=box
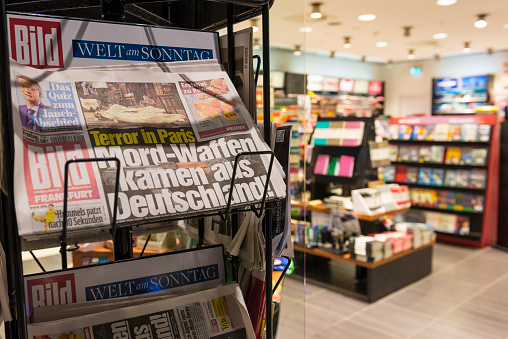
[0,0,281,338]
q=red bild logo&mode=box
[9,18,63,69]
[26,273,76,316]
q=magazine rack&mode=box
[0,1,279,338]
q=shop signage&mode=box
[368,81,383,95]
[339,78,355,93]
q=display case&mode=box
[382,115,500,247]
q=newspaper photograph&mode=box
[10,60,286,238]
[27,283,255,339]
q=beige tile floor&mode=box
[276,243,508,339]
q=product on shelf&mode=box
[460,147,473,165]
[471,148,488,166]
[431,169,445,186]
[314,154,330,175]
[406,167,418,183]
[430,146,446,163]
[338,155,356,177]
[352,188,385,216]
[311,120,365,146]
[444,147,462,165]
[418,147,432,162]
[470,169,487,189]
[417,168,433,185]
[444,170,458,187]
[456,170,471,188]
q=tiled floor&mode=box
[276,243,508,339]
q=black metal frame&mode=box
[61,158,122,269]
[0,1,275,338]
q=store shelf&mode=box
[313,174,359,185]
[410,204,483,215]
[290,200,410,221]
[387,181,485,194]
[293,239,435,269]
[390,161,487,170]
[434,231,482,241]
[389,139,490,147]
[433,99,487,104]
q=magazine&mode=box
[10,60,286,240]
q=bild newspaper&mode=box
[10,59,286,241]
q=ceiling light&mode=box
[361,56,366,62]
[299,27,313,33]
[408,49,415,59]
[251,19,259,33]
[488,48,493,55]
[253,38,260,50]
[433,33,448,39]
[387,60,393,68]
[376,42,388,47]
[404,26,412,37]
[435,54,440,61]
[358,14,376,21]
[463,41,471,53]
[504,24,508,29]
[293,45,302,56]
[310,2,322,19]
[475,14,488,28]
[343,36,351,48]
[436,0,457,6]
[330,51,335,58]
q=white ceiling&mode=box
[231,0,508,63]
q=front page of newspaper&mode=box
[10,60,286,239]
[24,245,225,319]
[27,283,255,339]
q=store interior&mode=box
[3,0,508,338]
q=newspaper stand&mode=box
[0,1,280,338]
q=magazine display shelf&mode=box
[387,115,500,247]
[0,1,280,338]
[310,116,377,201]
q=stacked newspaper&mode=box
[9,59,286,249]
[28,283,254,339]
[24,246,255,338]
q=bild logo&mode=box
[26,273,76,315]
[9,17,63,69]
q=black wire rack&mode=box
[0,1,279,338]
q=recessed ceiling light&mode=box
[433,33,448,39]
[358,14,376,21]
[436,0,457,6]
[376,42,388,47]
[503,23,508,29]
[299,27,313,33]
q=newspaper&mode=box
[220,28,255,120]
[24,245,226,319]
[10,60,286,240]
[27,283,255,339]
